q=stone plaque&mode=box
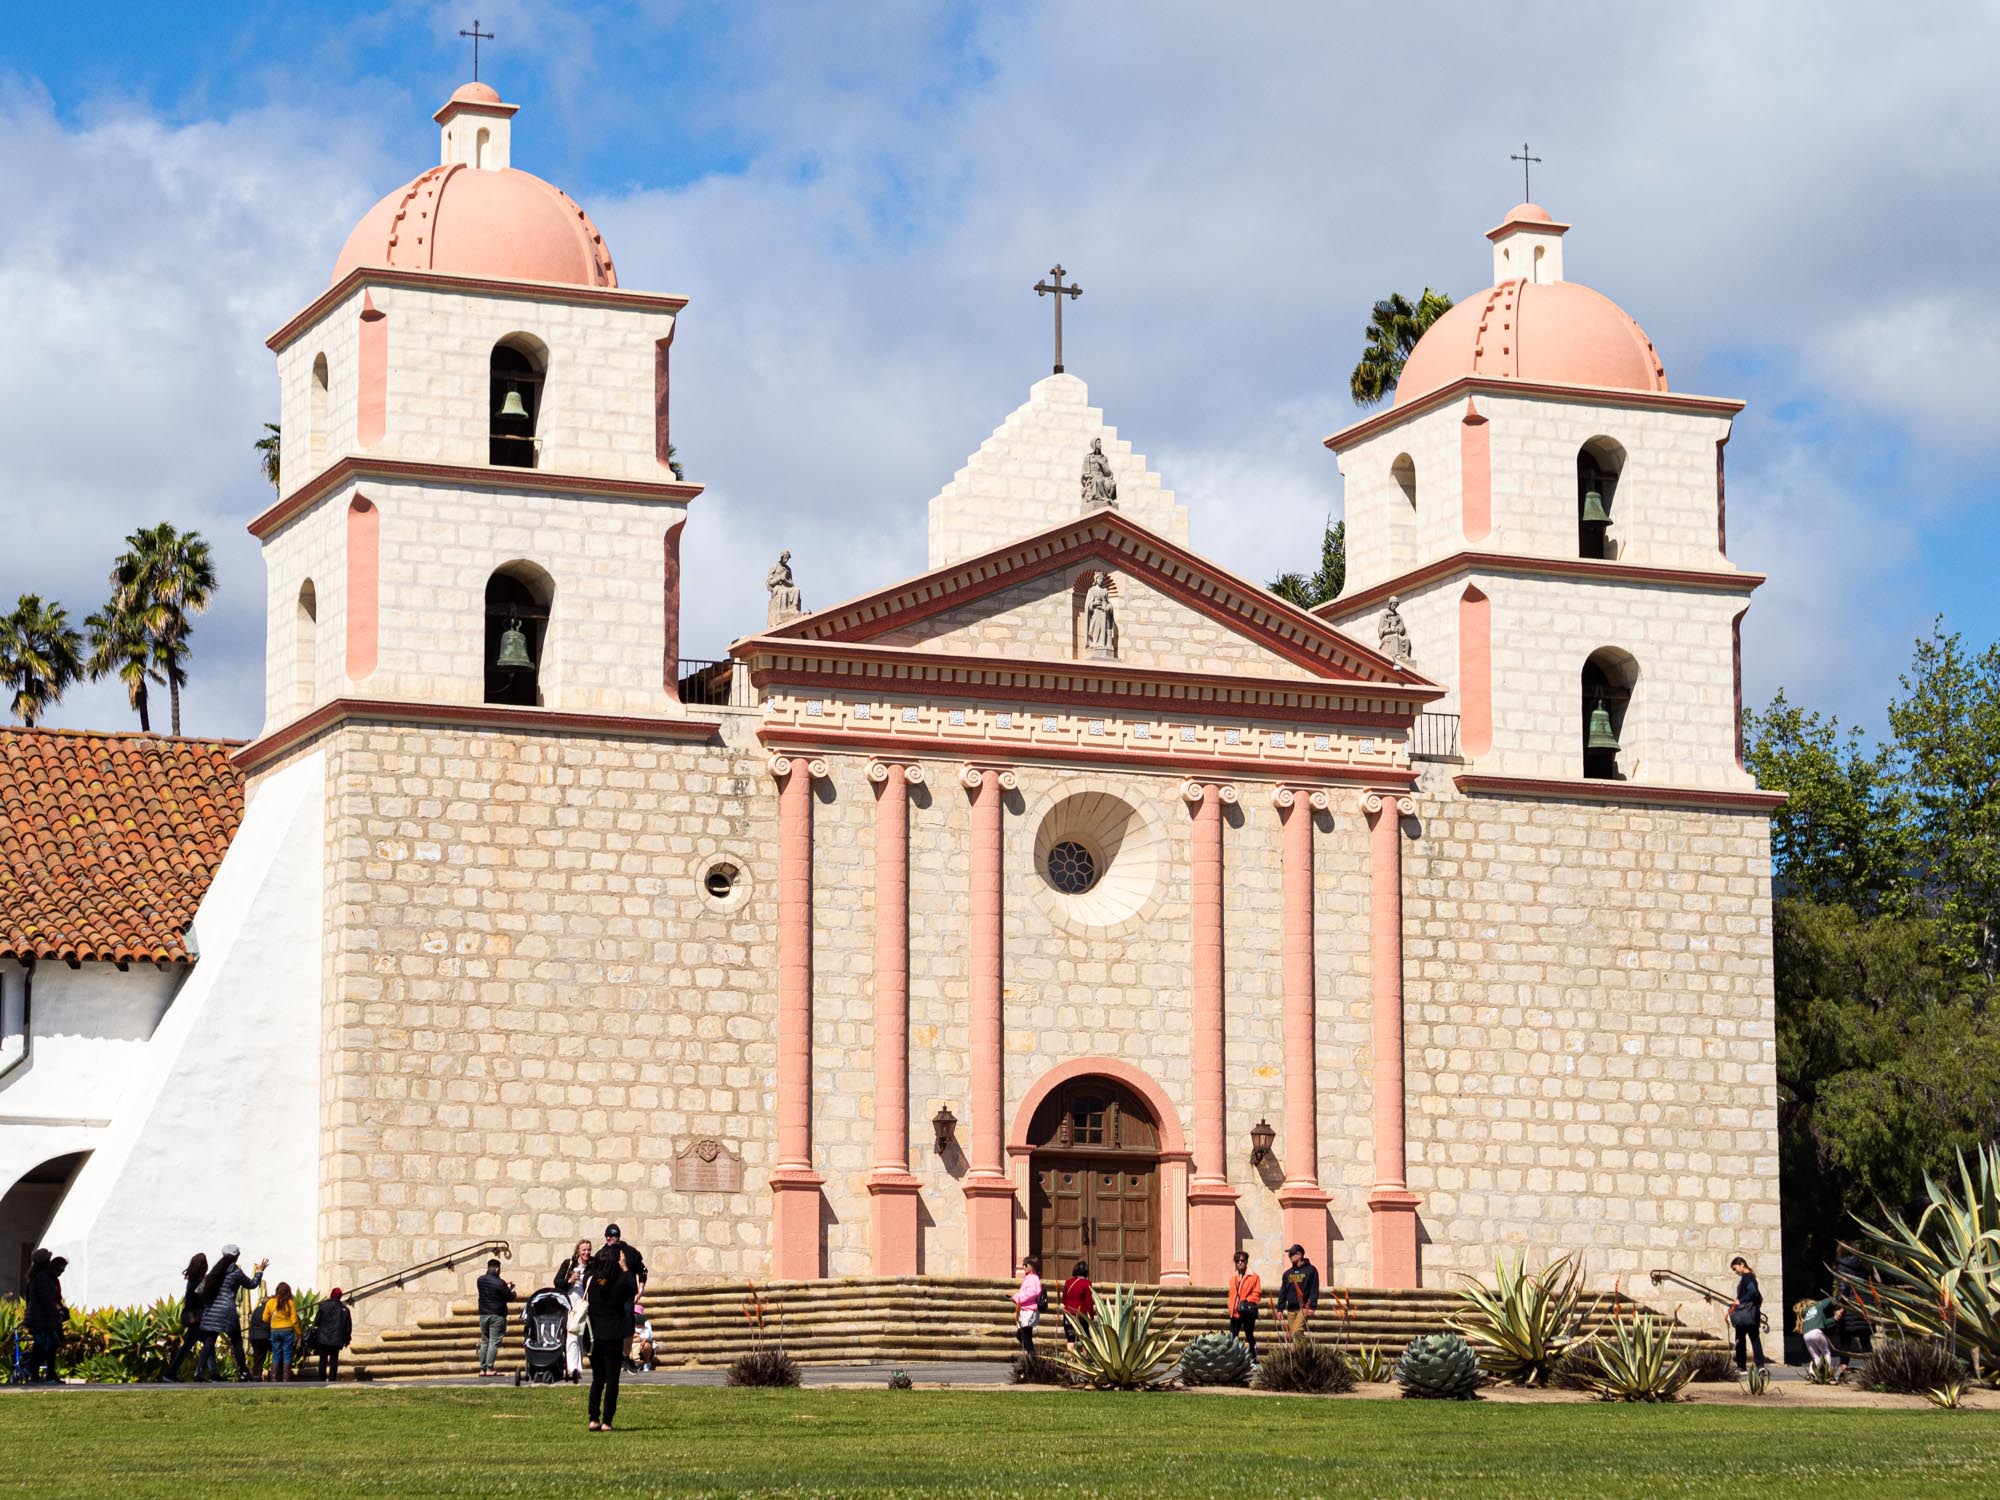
[672,1137,744,1194]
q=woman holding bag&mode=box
[555,1237,593,1380]
[1727,1255,1768,1371]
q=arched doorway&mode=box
[0,1152,88,1296]
[1026,1076,1160,1284]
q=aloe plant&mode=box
[1740,1363,1774,1397]
[1848,1145,2000,1374]
[1055,1285,1179,1390]
[104,1308,164,1379]
[1927,1376,1973,1409]
[1584,1309,1692,1403]
[1449,1252,1599,1386]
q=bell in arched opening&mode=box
[494,617,535,673]
[1586,694,1619,750]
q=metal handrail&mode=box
[341,1239,512,1308]
[1648,1267,1769,1332]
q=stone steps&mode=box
[345,1276,1719,1381]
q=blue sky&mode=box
[3,0,1997,741]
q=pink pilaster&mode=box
[1273,785,1332,1266]
[961,764,1018,1276]
[1363,788,1421,1287]
[769,754,827,1278]
[866,759,924,1274]
[1183,778,1240,1285]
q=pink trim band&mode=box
[234,697,718,772]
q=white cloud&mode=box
[3,1,1996,737]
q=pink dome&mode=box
[1394,278,1666,408]
[446,81,501,106]
[331,163,618,288]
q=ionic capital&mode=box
[1360,788,1417,820]
[1271,785,1331,813]
[1180,779,1239,806]
[768,753,830,783]
[866,758,927,786]
[958,763,1018,794]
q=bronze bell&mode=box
[1586,694,1620,751]
[497,384,530,421]
[495,619,534,672]
[1581,488,1609,524]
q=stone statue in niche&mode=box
[1084,571,1118,659]
[1378,594,1413,665]
[766,550,803,627]
[1080,438,1119,511]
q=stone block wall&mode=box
[1400,770,1782,1311]
[926,373,1189,568]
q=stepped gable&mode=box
[925,373,1189,569]
[0,728,245,965]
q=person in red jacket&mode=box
[1227,1249,1263,1359]
[1060,1260,1096,1349]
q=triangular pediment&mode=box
[740,511,1433,694]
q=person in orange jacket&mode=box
[1227,1249,1263,1360]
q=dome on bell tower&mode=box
[330,83,617,289]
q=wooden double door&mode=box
[1025,1075,1162,1285]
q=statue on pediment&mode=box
[1081,438,1119,511]
[767,550,804,627]
[1378,595,1412,666]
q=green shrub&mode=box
[1685,1345,1739,1383]
[1056,1286,1179,1391]
[1349,1345,1389,1383]
[1865,1338,1968,1394]
[1803,1357,1842,1385]
[69,1353,132,1385]
[104,1307,165,1380]
[725,1349,800,1388]
[1450,1252,1598,1387]
[1395,1332,1482,1400]
[1926,1376,1972,1409]
[1740,1364,1774,1397]
[1177,1331,1251,1387]
[887,1369,913,1390]
[1010,1351,1071,1386]
[1549,1341,1603,1391]
[1584,1312,1691,1403]
[1252,1334,1356,1394]
[59,1307,109,1375]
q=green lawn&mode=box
[2,1387,1996,1498]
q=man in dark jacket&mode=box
[313,1288,353,1382]
[24,1249,65,1383]
[1276,1244,1320,1337]
[603,1224,647,1369]
[476,1259,516,1376]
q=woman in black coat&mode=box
[23,1249,65,1383]
[1832,1241,1875,1365]
[161,1252,209,1382]
[1728,1255,1767,1370]
[584,1245,638,1432]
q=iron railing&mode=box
[341,1239,512,1308]
[677,657,737,707]
[1649,1266,1769,1332]
[1411,711,1461,762]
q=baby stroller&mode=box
[514,1288,576,1385]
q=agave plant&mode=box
[1450,1252,1599,1386]
[0,1296,21,1344]
[1178,1330,1251,1387]
[104,1307,165,1380]
[1350,1344,1389,1382]
[1394,1332,1483,1399]
[1055,1285,1179,1390]
[1585,1310,1692,1403]
[1847,1145,2000,1374]
[1803,1357,1842,1385]
[1927,1376,1972,1410]
[1740,1363,1774,1397]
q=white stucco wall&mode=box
[46,752,326,1307]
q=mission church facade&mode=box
[8,84,1784,1326]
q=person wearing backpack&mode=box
[312,1288,353,1382]
[1276,1244,1319,1337]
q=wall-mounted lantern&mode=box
[1249,1118,1276,1167]
[932,1104,958,1154]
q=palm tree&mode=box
[1350,288,1454,407]
[85,598,160,732]
[666,444,684,481]
[0,595,84,727]
[1269,520,1346,608]
[111,523,218,736]
[256,423,281,492]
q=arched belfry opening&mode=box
[1390,452,1418,565]
[1025,1074,1160,1284]
[489,336,547,468]
[484,562,554,706]
[294,580,317,713]
[1577,436,1625,559]
[1581,647,1639,780]
[310,353,329,455]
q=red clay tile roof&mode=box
[0,727,245,966]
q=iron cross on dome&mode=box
[460,18,495,81]
[1034,264,1082,374]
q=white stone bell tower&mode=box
[247,82,701,749]
[1322,204,1760,792]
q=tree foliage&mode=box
[1269,520,1345,608]
[0,595,84,727]
[110,523,217,737]
[1350,288,1453,407]
[1748,620,2000,1296]
[256,422,281,493]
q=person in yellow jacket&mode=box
[264,1283,302,1382]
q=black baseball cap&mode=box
[1286,1243,1305,1255]
[604,1224,621,1239]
